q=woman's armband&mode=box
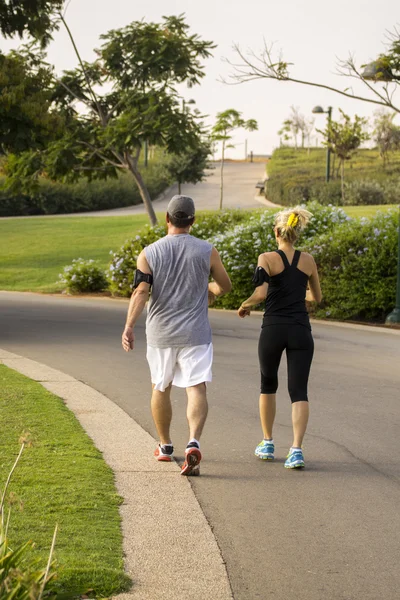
[252,266,270,287]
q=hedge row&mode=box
[266,147,400,206]
[61,203,398,323]
[0,162,171,216]
[266,177,400,207]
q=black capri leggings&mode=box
[258,323,314,403]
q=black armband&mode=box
[252,266,270,287]
[134,269,153,289]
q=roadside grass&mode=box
[0,215,150,292]
[0,364,130,597]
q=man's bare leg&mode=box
[186,382,208,441]
[151,383,172,445]
[181,382,208,476]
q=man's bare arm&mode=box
[209,247,232,298]
[122,250,151,352]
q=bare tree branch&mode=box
[225,43,400,114]
[58,13,107,125]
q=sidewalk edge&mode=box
[0,349,233,600]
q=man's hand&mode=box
[238,306,251,318]
[122,326,134,352]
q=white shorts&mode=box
[146,344,213,392]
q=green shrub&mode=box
[310,181,343,206]
[0,162,172,216]
[108,210,252,296]
[107,203,349,304]
[343,180,386,205]
[307,209,398,321]
[209,202,349,309]
[59,259,109,294]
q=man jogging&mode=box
[122,195,232,476]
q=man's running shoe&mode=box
[284,448,305,469]
[154,444,174,462]
[255,440,275,460]
[181,442,202,476]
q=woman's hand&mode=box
[238,306,251,318]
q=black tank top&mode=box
[263,250,310,329]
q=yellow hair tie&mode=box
[287,213,299,228]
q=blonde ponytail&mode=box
[274,206,312,243]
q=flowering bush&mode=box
[108,210,250,296]
[307,209,398,321]
[210,201,349,308]
[59,258,109,294]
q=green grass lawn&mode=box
[0,364,130,596]
[0,215,151,292]
[343,204,398,218]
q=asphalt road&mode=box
[1,292,399,600]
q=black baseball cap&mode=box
[167,195,195,218]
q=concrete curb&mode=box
[0,348,233,600]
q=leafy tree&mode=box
[0,0,64,46]
[0,49,63,154]
[165,138,212,194]
[212,109,257,209]
[226,27,400,113]
[373,110,400,166]
[318,110,369,202]
[278,120,291,146]
[5,14,215,225]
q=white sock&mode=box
[188,438,200,448]
[264,438,274,444]
[290,446,302,453]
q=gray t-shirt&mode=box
[144,234,213,348]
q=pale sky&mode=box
[2,0,399,157]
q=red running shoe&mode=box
[154,444,174,462]
[181,444,202,476]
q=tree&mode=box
[278,106,314,149]
[373,110,400,166]
[226,27,400,113]
[0,49,63,154]
[165,138,212,194]
[318,110,369,202]
[5,14,215,226]
[0,0,64,46]
[278,120,291,146]
[212,109,258,209]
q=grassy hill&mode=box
[266,147,400,206]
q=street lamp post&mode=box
[312,105,333,182]
[386,205,400,324]
[362,61,400,324]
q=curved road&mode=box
[1,292,399,600]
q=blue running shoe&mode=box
[255,440,275,460]
[284,448,305,469]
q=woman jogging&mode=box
[237,207,322,469]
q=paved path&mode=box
[14,162,267,218]
[1,292,399,600]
